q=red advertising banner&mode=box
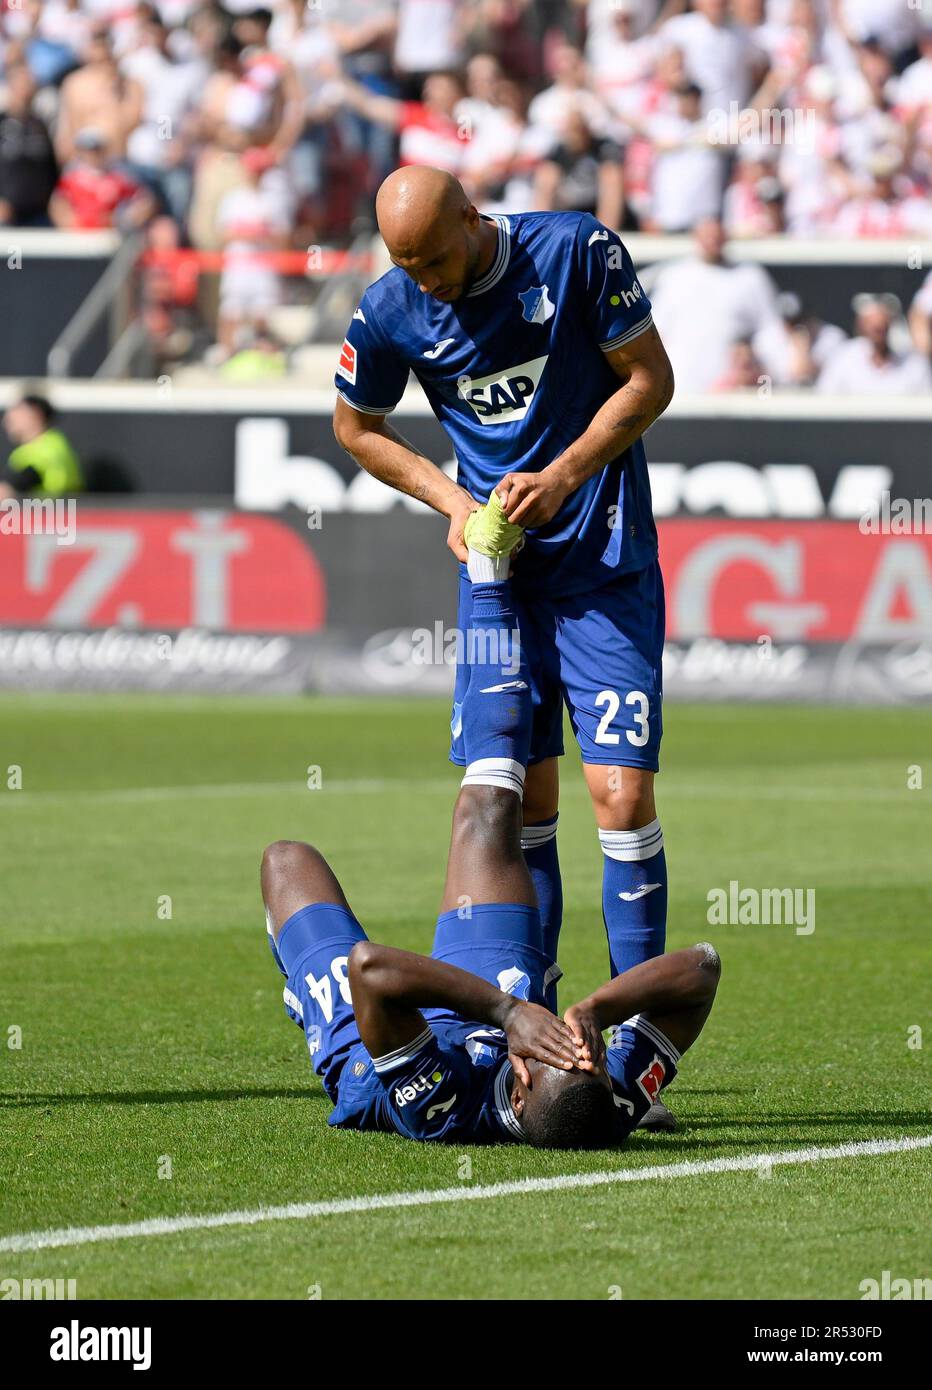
[1,510,929,651]
[660,520,932,643]
[0,508,326,633]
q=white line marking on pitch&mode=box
[1,1135,928,1256]
[0,778,455,807]
[0,780,915,808]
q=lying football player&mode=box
[261,503,720,1146]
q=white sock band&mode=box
[599,818,664,862]
[461,757,526,797]
[467,548,510,582]
[521,817,558,851]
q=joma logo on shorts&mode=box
[458,356,548,424]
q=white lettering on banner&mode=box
[171,511,249,628]
[674,536,826,640]
[855,543,932,640]
[25,531,139,627]
[232,419,895,518]
[235,418,456,513]
[669,532,932,643]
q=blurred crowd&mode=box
[1,0,931,389]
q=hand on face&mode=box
[563,1003,606,1073]
[503,999,587,1086]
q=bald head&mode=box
[375,167,494,302]
[377,168,468,254]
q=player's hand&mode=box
[445,491,481,562]
[502,1000,579,1085]
[496,467,568,528]
[563,1003,606,1073]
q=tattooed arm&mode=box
[333,395,479,560]
[496,325,674,527]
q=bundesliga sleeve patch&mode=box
[635,1055,667,1103]
[336,338,358,385]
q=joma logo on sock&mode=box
[706,880,815,936]
[50,1320,151,1370]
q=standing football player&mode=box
[333,167,676,1126]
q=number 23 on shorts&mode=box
[594,689,650,747]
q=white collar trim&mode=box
[467,215,512,297]
[493,1059,524,1140]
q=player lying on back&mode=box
[261,505,720,1146]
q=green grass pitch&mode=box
[1,693,929,1300]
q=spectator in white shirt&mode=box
[817,296,932,393]
[659,0,768,113]
[837,0,921,67]
[723,146,781,237]
[394,0,465,97]
[458,58,546,209]
[646,215,785,390]
[637,82,729,232]
[36,0,93,62]
[895,27,932,109]
[121,12,203,219]
[778,63,848,234]
[216,144,292,355]
[907,269,932,359]
[828,148,932,237]
[473,77,555,213]
[589,1,660,124]
[527,39,615,142]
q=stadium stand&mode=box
[0,0,930,389]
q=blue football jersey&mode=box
[335,210,659,597]
[329,1022,523,1143]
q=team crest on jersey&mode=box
[518,284,555,324]
[336,338,357,385]
[466,1028,504,1067]
[497,966,531,999]
[458,355,548,424]
[635,1055,666,1103]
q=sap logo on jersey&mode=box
[395,1069,444,1106]
[459,356,548,424]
